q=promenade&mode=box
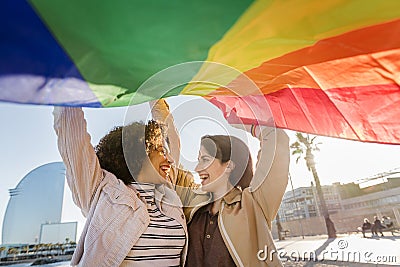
[273,233,400,266]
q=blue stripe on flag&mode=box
[0,0,101,107]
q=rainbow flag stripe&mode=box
[1,0,399,143]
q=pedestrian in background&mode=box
[372,216,384,237]
[361,218,372,238]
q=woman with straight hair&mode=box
[185,126,290,267]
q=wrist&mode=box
[251,124,275,140]
[150,99,171,121]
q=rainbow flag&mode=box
[1,0,400,144]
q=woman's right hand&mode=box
[149,99,181,179]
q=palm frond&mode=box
[292,149,303,155]
[311,136,318,143]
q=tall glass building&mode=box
[2,162,65,245]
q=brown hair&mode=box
[200,135,253,189]
[95,120,166,185]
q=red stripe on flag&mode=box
[209,84,400,144]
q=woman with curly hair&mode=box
[53,102,191,266]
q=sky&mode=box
[1,96,399,242]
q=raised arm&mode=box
[150,99,180,165]
[53,107,103,217]
[250,127,290,226]
[150,99,199,192]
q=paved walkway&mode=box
[274,233,400,266]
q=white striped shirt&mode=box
[121,182,185,267]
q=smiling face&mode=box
[143,120,175,183]
[148,142,174,181]
[194,145,230,192]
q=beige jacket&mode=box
[152,100,290,266]
[54,107,188,266]
[186,128,289,267]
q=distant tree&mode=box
[43,243,51,256]
[36,243,44,257]
[275,213,284,240]
[7,247,19,261]
[0,246,6,257]
[56,242,63,255]
[290,132,337,238]
[33,244,40,258]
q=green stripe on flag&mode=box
[30,0,253,106]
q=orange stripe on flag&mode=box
[208,20,400,97]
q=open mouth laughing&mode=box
[199,173,209,185]
[160,164,171,177]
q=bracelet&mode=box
[250,124,258,137]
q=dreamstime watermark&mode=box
[257,239,398,264]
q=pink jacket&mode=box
[53,107,188,266]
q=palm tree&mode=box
[290,132,337,238]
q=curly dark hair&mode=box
[95,122,146,185]
[145,120,168,155]
[95,120,167,185]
